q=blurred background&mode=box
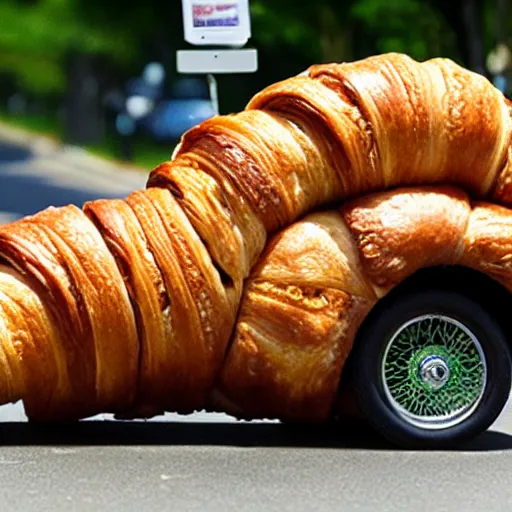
[0,0,510,170]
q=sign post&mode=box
[178,0,258,114]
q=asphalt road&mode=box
[1,140,512,511]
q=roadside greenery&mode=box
[1,0,507,98]
[0,109,173,170]
[0,0,509,166]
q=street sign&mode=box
[181,0,251,47]
[178,0,257,115]
[177,48,258,74]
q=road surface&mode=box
[1,140,512,512]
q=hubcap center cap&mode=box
[419,355,450,389]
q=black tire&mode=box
[351,287,512,449]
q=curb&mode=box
[0,121,60,156]
[55,145,152,186]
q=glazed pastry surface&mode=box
[0,53,511,422]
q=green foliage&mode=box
[0,0,508,105]
[0,0,122,56]
[0,0,135,95]
[250,1,325,61]
[350,0,460,61]
[0,52,65,96]
[249,0,461,65]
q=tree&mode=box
[0,0,135,96]
[350,0,460,61]
[1,0,509,127]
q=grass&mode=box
[86,134,175,172]
[0,110,63,138]
[0,110,175,172]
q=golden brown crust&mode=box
[246,76,371,198]
[84,197,173,416]
[308,54,511,197]
[0,266,35,407]
[214,282,373,422]
[0,53,510,423]
[341,186,471,296]
[214,212,376,421]
[124,188,236,412]
[460,201,512,292]
[490,98,512,203]
[250,211,376,300]
[149,156,266,283]
[492,146,512,205]
[0,265,65,419]
[176,110,345,222]
[0,206,139,418]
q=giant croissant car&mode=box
[0,52,512,449]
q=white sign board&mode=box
[181,0,252,47]
[177,49,258,74]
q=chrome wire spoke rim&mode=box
[381,314,487,430]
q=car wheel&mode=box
[350,287,512,449]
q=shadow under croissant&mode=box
[0,420,511,452]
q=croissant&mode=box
[0,52,511,437]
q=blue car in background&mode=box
[111,62,217,146]
[140,86,217,142]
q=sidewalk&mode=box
[0,120,154,189]
[0,120,152,223]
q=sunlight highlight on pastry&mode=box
[0,52,511,423]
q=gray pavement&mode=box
[1,137,512,511]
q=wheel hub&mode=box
[419,355,450,389]
[381,314,487,430]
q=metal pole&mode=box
[207,74,219,115]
